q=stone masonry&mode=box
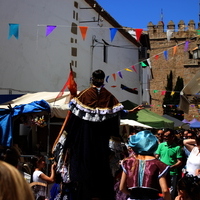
[146,20,200,120]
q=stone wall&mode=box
[146,20,200,120]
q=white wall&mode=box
[0,0,142,104]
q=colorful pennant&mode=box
[46,25,57,36]
[8,24,19,39]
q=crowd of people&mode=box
[1,69,200,200]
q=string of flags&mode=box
[7,23,198,93]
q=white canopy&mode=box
[120,119,153,129]
[179,70,200,113]
[0,91,73,118]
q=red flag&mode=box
[56,67,77,99]
[135,29,143,41]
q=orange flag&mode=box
[173,46,177,55]
[55,66,77,99]
[79,26,88,40]
[112,73,116,81]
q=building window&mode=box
[103,45,108,63]
[71,23,77,35]
[74,1,78,8]
[73,11,75,19]
[71,47,77,57]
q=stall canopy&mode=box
[120,119,152,129]
[0,91,74,146]
[0,100,50,146]
[189,118,200,128]
[0,91,72,119]
[162,114,185,129]
[179,70,200,114]
[121,100,174,129]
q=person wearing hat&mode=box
[119,130,171,200]
[60,69,143,200]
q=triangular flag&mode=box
[117,71,123,78]
[147,58,152,68]
[135,29,143,41]
[106,76,109,83]
[8,24,19,39]
[131,65,137,73]
[125,68,133,72]
[153,90,159,93]
[110,28,118,42]
[166,29,174,41]
[171,91,175,96]
[197,30,200,35]
[173,46,177,55]
[55,66,77,99]
[161,91,166,95]
[184,41,189,52]
[112,73,116,81]
[79,26,88,40]
[154,55,159,59]
[140,61,149,68]
[163,50,168,60]
[46,25,57,36]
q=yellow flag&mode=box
[171,91,175,96]
[125,68,133,72]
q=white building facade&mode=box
[0,0,148,104]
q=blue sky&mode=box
[96,0,199,31]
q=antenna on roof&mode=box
[161,8,164,25]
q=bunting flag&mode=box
[184,41,189,52]
[79,26,88,40]
[8,24,19,39]
[125,68,132,72]
[147,58,152,68]
[163,50,168,60]
[135,29,143,41]
[173,46,177,55]
[161,91,166,95]
[46,25,57,36]
[197,30,200,35]
[105,76,109,83]
[153,90,159,93]
[166,29,174,41]
[117,71,123,78]
[55,66,77,100]
[131,65,137,73]
[171,91,175,96]
[140,61,149,68]
[154,55,159,59]
[121,84,138,94]
[112,73,116,81]
[110,28,118,42]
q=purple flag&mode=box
[46,25,57,36]
[117,71,123,79]
[184,41,189,52]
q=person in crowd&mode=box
[31,154,56,200]
[183,135,200,177]
[61,69,143,200]
[119,130,171,200]
[0,160,35,200]
[155,129,164,143]
[175,174,200,200]
[155,129,183,200]
[0,145,20,167]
